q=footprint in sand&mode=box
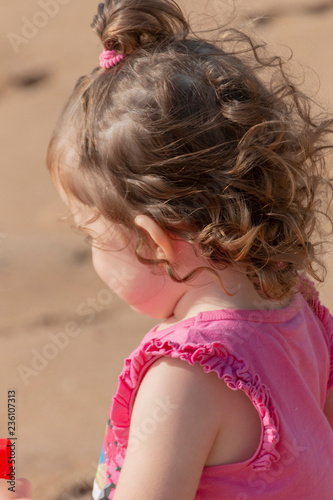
[8,69,49,88]
[0,68,50,95]
[53,480,92,500]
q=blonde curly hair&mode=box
[47,0,333,300]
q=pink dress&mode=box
[92,275,333,500]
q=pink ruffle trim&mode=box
[298,273,333,390]
[111,339,280,471]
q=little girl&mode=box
[8,0,333,498]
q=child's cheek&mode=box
[91,246,134,294]
[90,245,176,318]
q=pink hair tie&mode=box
[99,49,126,69]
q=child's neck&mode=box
[157,267,292,331]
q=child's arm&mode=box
[324,387,333,430]
[113,356,259,500]
[113,357,222,500]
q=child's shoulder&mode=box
[114,355,262,499]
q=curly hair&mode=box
[47,0,333,300]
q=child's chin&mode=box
[128,303,167,320]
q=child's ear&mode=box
[134,215,176,262]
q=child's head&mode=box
[47,0,333,302]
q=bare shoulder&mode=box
[114,356,262,500]
[114,356,224,500]
[139,356,230,410]
[130,356,229,448]
[136,356,262,466]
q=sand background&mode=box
[1,1,333,499]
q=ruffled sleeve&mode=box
[110,339,280,472]
[298,273,333,390]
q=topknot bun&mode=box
[91,0,189,54]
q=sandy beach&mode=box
[1,1,333,498]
